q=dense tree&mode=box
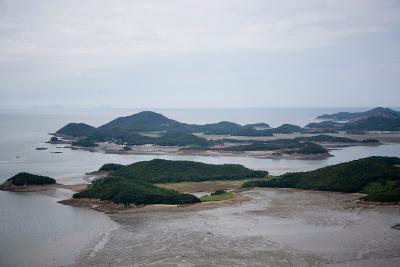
[112,159,268,183]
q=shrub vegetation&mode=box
[7,172,56,186]
[74,177,200,206]
[112,159,268,183]
[242,156,400,202]
[98,163,125,172]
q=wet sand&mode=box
[69,142,332,160]
[71,188,400,266]
[0,182,87,192]
[61,131,400,161]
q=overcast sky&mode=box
[1,0,400,109]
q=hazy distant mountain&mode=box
[56,123,97,137]
[244,123,270,130]
[270,124,303,134]
[308,108,400,131]
[317,107,400,121]
[55,111,278,146]
[343,117,400,131]
[98,111,190,132]
[57,111,280,137]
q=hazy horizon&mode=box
[1,0,400,109]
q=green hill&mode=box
[74,177,200,205]
[55,111,305,142]
[295,135,380,144]
[317,107,400,121]
[98,163,125,172]
[309,108,400,131]
[200,121,244,135]
[5,172,56,186]
[269,124,303,134]
[112,159,268,183]
[223,139,327,154]
[343,117,400,131]
[243,156,400,202]
[154,132,209,146]
[56,123,96,137]
[295,135,358,143]
[98,111,189,132]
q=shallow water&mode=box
[0,110,400,266]
[75,189,400,267]
[0,189,118,267]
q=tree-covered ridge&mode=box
[56,123,97,137]
[72,138,98,147]
[244,123,270,130]
[55,109,399,148]
[309,107,400,131]
[6,172,56,186]
[269,124,303,134]
[70,129,210,148]
[55,111,300,142]
[317,107,400,121]
[98,163,125,172]
[98,111,189,132]
[242,157,400,202]
[294,134,379,144]
[221,139,328,154]
[112,159,268,183]
[362,181,400,202]
[73,177,200,205]
[343,117,400,131]
[307,117,400,131]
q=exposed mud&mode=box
[71,188,400,266]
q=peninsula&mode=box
[243,156,400,203]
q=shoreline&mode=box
[72,187,400,266]
[58,192,249,214]
[0,182,87,192]
[54,131,400,160]
[64,143,334,160]
[58,186,400,216]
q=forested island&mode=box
[73,177,201,206]
[0,172,56,191]
[243,156,400,202]
[64,160,267,207]
[50,109,400,159]
[308,107,400,131]
[108,159,268,183]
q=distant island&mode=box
[317,107,400,121]
[50,109,400,159]
[0,172,56,191]
[309,107,400,131]
[243,156,400,203]
[63,159,267,207]
[73,177,201,206]
[55,111,303,140]
[107,159,268,183]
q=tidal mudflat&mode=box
[72,189,400,267]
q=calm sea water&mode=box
[0,108,399,266]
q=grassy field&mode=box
[200,192,234,202]
[138,131,162,138]
[156,179,249,192]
